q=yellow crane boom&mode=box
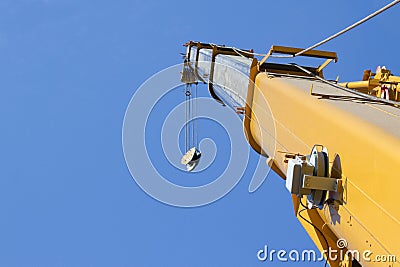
[182,41,400,267]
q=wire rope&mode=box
[229,1,400,59]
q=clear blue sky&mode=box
[0,1,399,266]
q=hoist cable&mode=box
[185,84,188,151]
[229,1,400,59]
[195,83,199,148]
[293,0,400,57]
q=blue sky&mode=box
[0,1,399,266]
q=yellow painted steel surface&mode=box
[249,73,400,266]
[182,40,400,266]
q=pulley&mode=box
[285,145,339,209]
[307,146,329,209]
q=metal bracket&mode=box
[316,58,334,75]
[303,175,338,192]
[259,45,338,66]
[235,106,245,114]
